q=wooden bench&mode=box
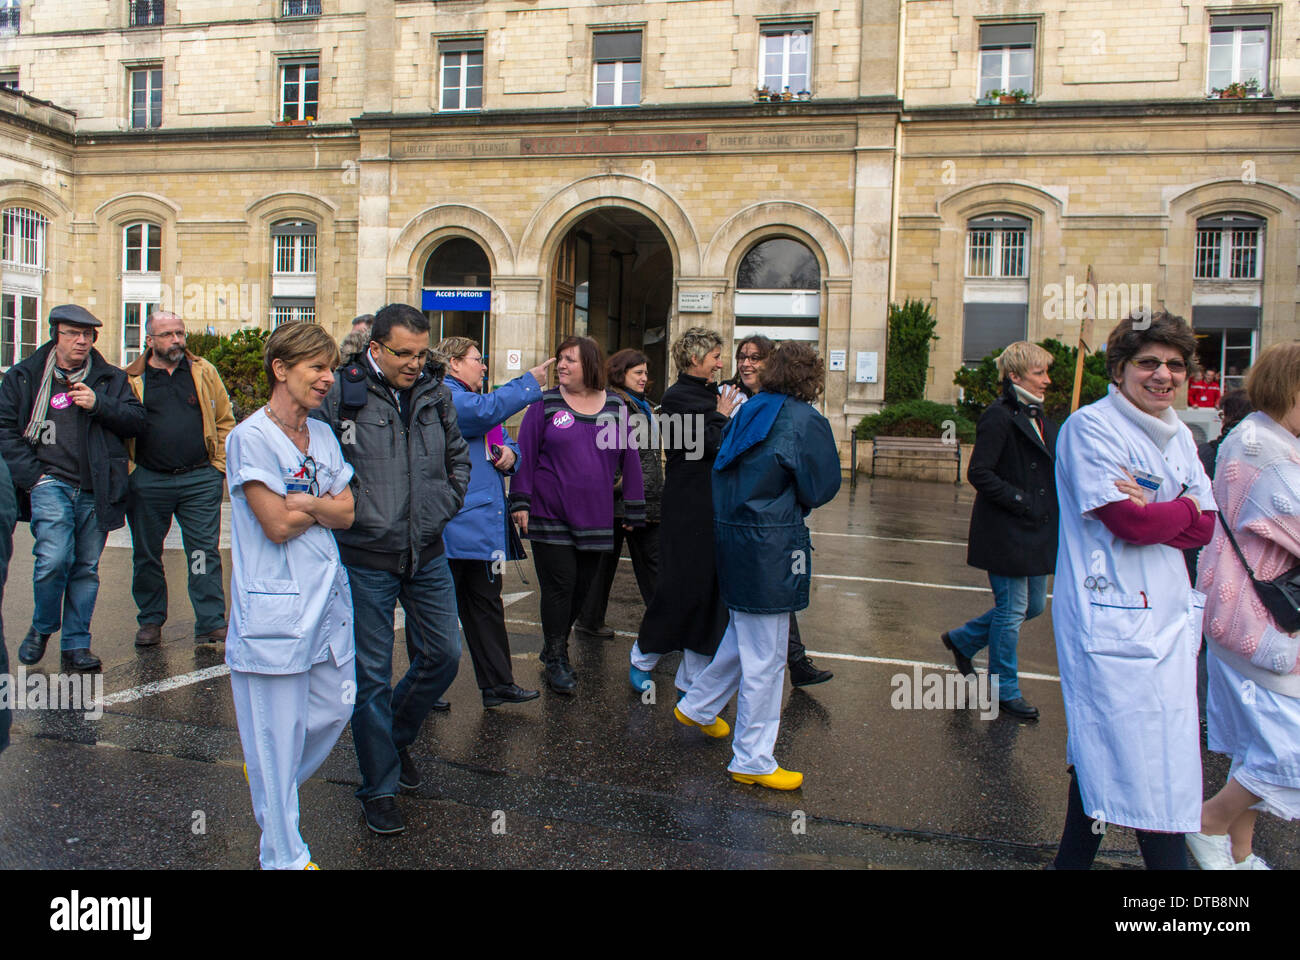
[869,435,962,483]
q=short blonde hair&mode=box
[995,341,1054,381]
[264,322,339,387]
[433,336,479,363]
[670,327,723,373]
[1246,342,1300,420]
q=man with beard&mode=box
[125,310,236,647]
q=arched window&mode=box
[1,206,47,367]
[734,237,820,341]
[1193,212,1265,391]
[123,222,161,273]
[270,219,317,326]
[122,222,163,362]
[962,213,1030,365]
[422,237,491,348]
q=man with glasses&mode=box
[124,310,236,648]
[313,302,470,835]
[0,305,146,671]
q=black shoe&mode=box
[431,700,450,713]
[789,655,833,686]
[1000,697,1040,721]
[574,622,614,640]
[482,683,541,708]
[18,627,51,665]
[397,748,421,791]
[361,795,405,835]
[61,648,102,672]
[941,632,975,677]
[541,640,578,695]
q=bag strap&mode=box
[1217,512,1263,585]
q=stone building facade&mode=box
[0,0,1294,452]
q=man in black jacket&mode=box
[312,303,470,836]
[941,341,1059,720]
[0,305,146,671]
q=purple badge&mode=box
[551,410,575,430]
[50,393,72,410]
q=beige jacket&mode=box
[125,349,235,474]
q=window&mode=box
[128,0,164,27]
[760,25,811,96]
[122,223,161,273]
[270,302,315,327]
[1,293,37,367]
[129,67,162,129]
[279,60,319,121]
[979,23,1034,97]
[422,237,491,345]
[734,237,821,340]
[966,218,1027,278]
[281,0,320,16]
[0,71,17,92]
[593,31,641,107]
[439,41,482,112]
[0,0,18,37]
[1195,214,1263,280]
[1208,14,1269,95]
[273,221,316,274]
[2,207,46,268]
[122,301,157,364]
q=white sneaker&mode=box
[1235,853,1270,870]
[1186,831,1236,870]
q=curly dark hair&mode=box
[758,341,825,402]
[1104,311,1199,383]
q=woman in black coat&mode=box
[940,341,1059,721]
[630,328,741,693]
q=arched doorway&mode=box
[551,208,672,399]
[423,236,491,353]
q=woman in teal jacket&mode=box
[674,342,841,790]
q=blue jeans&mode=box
[346,553,461,800]
[29,478,108,651]
[948,573,1046,702]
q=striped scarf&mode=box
[24,349,90,443]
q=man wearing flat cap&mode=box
[0,305,146,671]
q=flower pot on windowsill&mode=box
[998,95,1020,104]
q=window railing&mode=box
[0,7,19,36]
[282,0,321,17]
[129,0,164,26]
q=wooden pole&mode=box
[1070,265,1095,413]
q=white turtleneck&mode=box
[1012,384,1043,407]
[1107,382,1181,451]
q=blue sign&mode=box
[422,288,491,311]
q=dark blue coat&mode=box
[442,373,540,561]
[712,392,842,614]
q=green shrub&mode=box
[885,298,937,404]
[189,327,270,421]
[953,337,1108,423]
[855,399,976,444]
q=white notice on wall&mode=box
[506,349,522,371]
[855,351,878,383]
[828,350,846,371]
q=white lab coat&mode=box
[1053,386,1214,832]
[224,411,355,674]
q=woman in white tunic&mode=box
[1052,312,1216,869]
[1186,342,1300,870]
[225,322,356,870]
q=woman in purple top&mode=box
[510,336,645,695]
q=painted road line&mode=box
[396,589,532,628]
[100,664,232,706]
[809,531,967,547]
[813,573,1053,599]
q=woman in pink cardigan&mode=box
[1188,342,1300,870]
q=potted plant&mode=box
[796,89,811,101]
[1213,78,1260,99]
[999,88,1028,104]
[754,85,771,102]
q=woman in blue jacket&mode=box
[436,337,553,708]
[674,341,841,790]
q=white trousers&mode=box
[629,640,659,672]
[678,610,789,775]
[230,655,355,870]
[674,648,711,693]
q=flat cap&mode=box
[49,304,102,328]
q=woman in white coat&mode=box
[225,322,356,870]
[1052,312,1216,869]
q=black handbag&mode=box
[1217,513,1300,633]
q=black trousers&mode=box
[448,558,515,690]
[531,541,603,643]
[580,522,660,628]
[787,613,806,665]
[1053,767,1188,869]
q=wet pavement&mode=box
[1,477,1295,870]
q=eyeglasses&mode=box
[292,455,320,496]
[460,354,485,366]
[58,328,94,341]
[147,330,186,340]
[737,352,766,365]
[375,340,432,364]
[1130,356,1188,374]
